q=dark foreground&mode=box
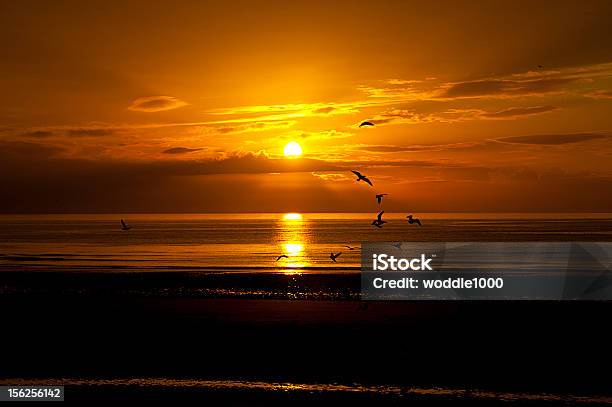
[0,272,611,404]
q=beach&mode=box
[0,213,611,404]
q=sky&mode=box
[1,0,612,213]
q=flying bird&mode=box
[537,65,544,70]
[359,121,374,127]
[344,245,357,250]
[330,252,342,262]
[376,193,388,204]
[351,170,373,186]
[391,242,402,249]
[120,219,132,231]
[276,254,289,261]
[371,211,386,228]
[406,214,422,226]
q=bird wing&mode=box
[335,252,342,258]
[377,196,381,204]
[377,211,384,221]
[351,170,362,178]
[359,121,374,127]
[363,177,373,186]
[276,255,287,261]
[121,219,126,227]
[416,219,422,226]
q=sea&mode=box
[1,212,611,273]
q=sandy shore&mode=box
[0,270,610,403]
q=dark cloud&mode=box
[128,96,187,112]
[162,147,203,154]
[586,90,612,99]
[67,128,115,137]
[0,140,63,158]
[496,133,609,145]
[480,105,558,119]
[21,130,55,138]
[312,106,335,114]
[354,142,480,153]
[441,77,577,99]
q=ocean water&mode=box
[1,213,611,273]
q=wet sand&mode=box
[0,271,610,404]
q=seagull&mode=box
[376,193,388,204]
[391,242,402,249]
[406,214,422,226]
[330,252,342,262]
[344,245,357,250]
[351,170,373,186]
[359,121,374,127]
[371,211,386,228]
[276,254,289,262]
[120,219,132,231]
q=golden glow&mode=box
[282,213,303,221]
[276,212,309,270]
[283,141,303,158]
[283,243,303,256]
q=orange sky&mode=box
[1,0,612,212]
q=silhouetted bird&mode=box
[406,214,422,226]
[276,255,289,261]
[376,193,388,204]
[120,219,132,231]
[351,170,373,186]
[344,245,357,250]
[372,211,386,228]
[330,252,342,262]
[537,65,544,70]
[391,242,402,249]
[359,121,375,127]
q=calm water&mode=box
[1,213,611,273]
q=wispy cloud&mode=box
[479,105,559,119]
[67,128,116,137]
[162,147,204,154]
[495,133,609,145]
[128,96,188,112]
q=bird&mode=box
[351,170,373,186]
[406,214,422,226]
[537,65,544,70]
[391,242,402,249]
[376,193,388,204]
[120,219,132,231]
[330,252,342,262]
[371,211,386,228]
[344,245,357,250]
[276,254,289,262]
[359,121,374,127]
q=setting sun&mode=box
[283,141,303,158]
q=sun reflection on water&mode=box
[276,213,309,271]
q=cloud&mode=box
[162,147,204,154]
[66,128,115,137]
[354,142,481,153]
[480,105,559,119]
[128,96,187,112]
[359,62,612,103]
[21,130,54,138]
[440,78,576,99]
[585,90,612,99]
[495,133,609,145]
[214,120,295,134]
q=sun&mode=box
[283,141,303,158]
